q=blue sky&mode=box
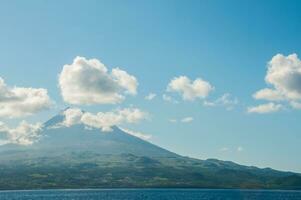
[0,0,301,172]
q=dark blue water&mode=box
[0,189,301,200]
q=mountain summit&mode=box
[0,112,300,190]
[40,112,176,158]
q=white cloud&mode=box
[58,56,138,105]
[247,103,283,114]
[0,77,52,118]
[162,94,178,104]
[145,93,156,100]
[118,127,152,141]
[0,121,42,145]
[59,107,147,132]
[181,117,194,123]
[167,76,214,101]
[204,93,238,110]
[265,54,301,100]
[251,53,301,111]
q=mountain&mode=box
[0,112,300,190]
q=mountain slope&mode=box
[0,113,300,190]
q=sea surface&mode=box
[0,189,301,200]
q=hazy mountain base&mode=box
[0,113,301,190]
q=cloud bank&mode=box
[0,121,42,145]
[59,107,147,132]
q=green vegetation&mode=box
[0,152,300,190]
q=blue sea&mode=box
[0,189,301,200]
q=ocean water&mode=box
[0,189,301,200]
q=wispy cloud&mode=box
[219,146,244,153]
[247,103,283,114]
[220,147,229,152]
[118,127,152,141]
[162,94,178,104]
[145,93,156,100]
[181,117,194,123]
[204,93,238,110]
[169,117,194,123]
[237,146,243,152]
[168,119,177,123]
